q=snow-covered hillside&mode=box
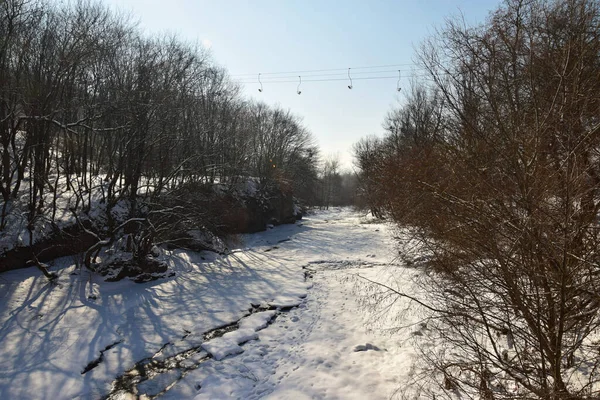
[0,208,424,399]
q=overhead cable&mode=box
[229,63,419,77]
[236,73,447,85]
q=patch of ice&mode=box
[201,328,258,361]
[222,328,259,344]
[238,310,277,331]
[201,340,244,361]
[268,295,303,309]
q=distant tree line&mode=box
[355,0,600,398]
[314,154,357,209]
[0,0,320,238]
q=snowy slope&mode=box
[0,208,424,399]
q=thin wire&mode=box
[237,72,449,84]
[230,63,418,77]
[247,69,417,81]
[239,76,398,84]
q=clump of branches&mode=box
[0,0,320,250]
[0,0,322,281]
[355,0,600,398]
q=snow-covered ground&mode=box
[0,208,425,399]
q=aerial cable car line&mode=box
[239,75,398,84]
[235,72,448,85]
[234,68,418,81]
[229,63,419,77]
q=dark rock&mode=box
[353,343,382,352]
[99,255,169,283]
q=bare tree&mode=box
[355,0,600,398]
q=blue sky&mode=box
[103,0,498,169]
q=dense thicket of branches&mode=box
[0,0,319,241]
[355,0,600,398]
